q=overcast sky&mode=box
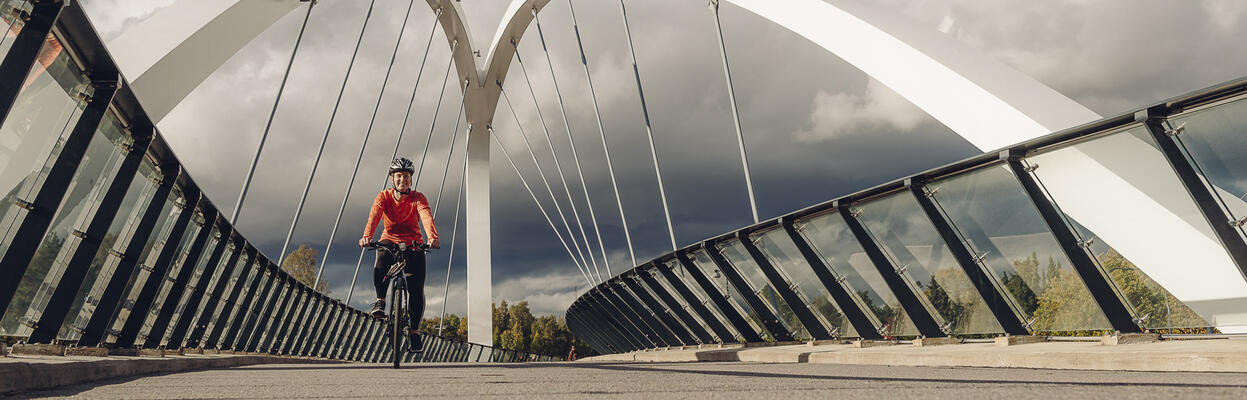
[78,0,1247,317]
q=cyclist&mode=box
[359,157,440,352]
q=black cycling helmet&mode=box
[389,157,414,175]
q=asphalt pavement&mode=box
[11,361,1247,399]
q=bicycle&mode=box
[365,241,430,369]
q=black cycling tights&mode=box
[373,247,426,330]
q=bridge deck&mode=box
[14,361,1247,399]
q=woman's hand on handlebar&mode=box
[429,238,440,249]
[359,237,371,248]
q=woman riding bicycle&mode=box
[359,157,440,352]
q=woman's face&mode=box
[391,171,412,192]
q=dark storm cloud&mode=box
[79,0,1247,315]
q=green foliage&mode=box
[281,245,329,294]
[0,233,64,334]
[437,300,595,359]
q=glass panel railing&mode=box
[1029,125,1218,333]
[0,31,91,259]
[663,259,744,342]
[138,209,208,344]
[856,191,1004,335]
[0,111,129,337]
[0,1,33,58]
[752,228,860,338]
[795,211,919,337]
[201,251,252,338]
[687,249,772,341]
[104,185,186,344]
[59,157,162,341]
[629,274,698,343]
[1161,96,1247,332]
[926,164,1112,334]
[718,238,811,340]
[647,266,723,342]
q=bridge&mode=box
[2,0,1247,397]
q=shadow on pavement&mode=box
[559,363,1247,389]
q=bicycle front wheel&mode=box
[390,280,406,369]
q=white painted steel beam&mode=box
[106,0,301,123]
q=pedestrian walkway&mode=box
[13,362,1247,399]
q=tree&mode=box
[281,245,329,293]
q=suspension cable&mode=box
[567,0,636,272]
[230,1,315,224]
[330,2,433,301]
[431,83,466,214]
[500,87,589,277]
[532,6,607,283]
[511,44,595,277]
[492,128,595,286]
[437,141,469,335]
[618,0,678,251]
[417,59,464,187]
[709,0,759,223]
[279,0,378,268]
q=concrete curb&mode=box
[0,355,343,395]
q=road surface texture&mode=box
[12,361,1247,399]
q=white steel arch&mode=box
[104,0,1247,336]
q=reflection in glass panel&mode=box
[796,211,920,337]
[928,164,1111,333]
[857,192,1004,335]
[0,0,32,57]
[0,32,91,260]
[233,270,271,346]
[686,249,773,341]
[58,157,162,340]
[217,264,261,345]
[201,251,251,338]
[751,228,859,338]
[629,275,697,343]
[1030,127,1215,332]
[662,260,744,342]
[256,282,287,347]
[612,285,668,342]
[650,265,729,342]
[105,184,185,344]
[718,239,810,340]
[0,111,129,337]
[137,208,206,343]
[160,225,223,347]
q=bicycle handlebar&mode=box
[365,241,430,254]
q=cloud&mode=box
[795,79,925,142]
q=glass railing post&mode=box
[0,0,65,125]
[737,230,833,340]
[674,251,762,342]
[166,230,229,348]
[115,191,201,348]
[1139,109,1247,280]
[904,179,1031,335]
[837,204,947,337]
[1002,150,1142,332]
[779,217,880,339]
[702,240,793,341]
[77,166,179,347]
[144,208,218,349]
[636,265,715,343]
[620,274,695,345]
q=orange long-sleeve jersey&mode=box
[362,188,438,246]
